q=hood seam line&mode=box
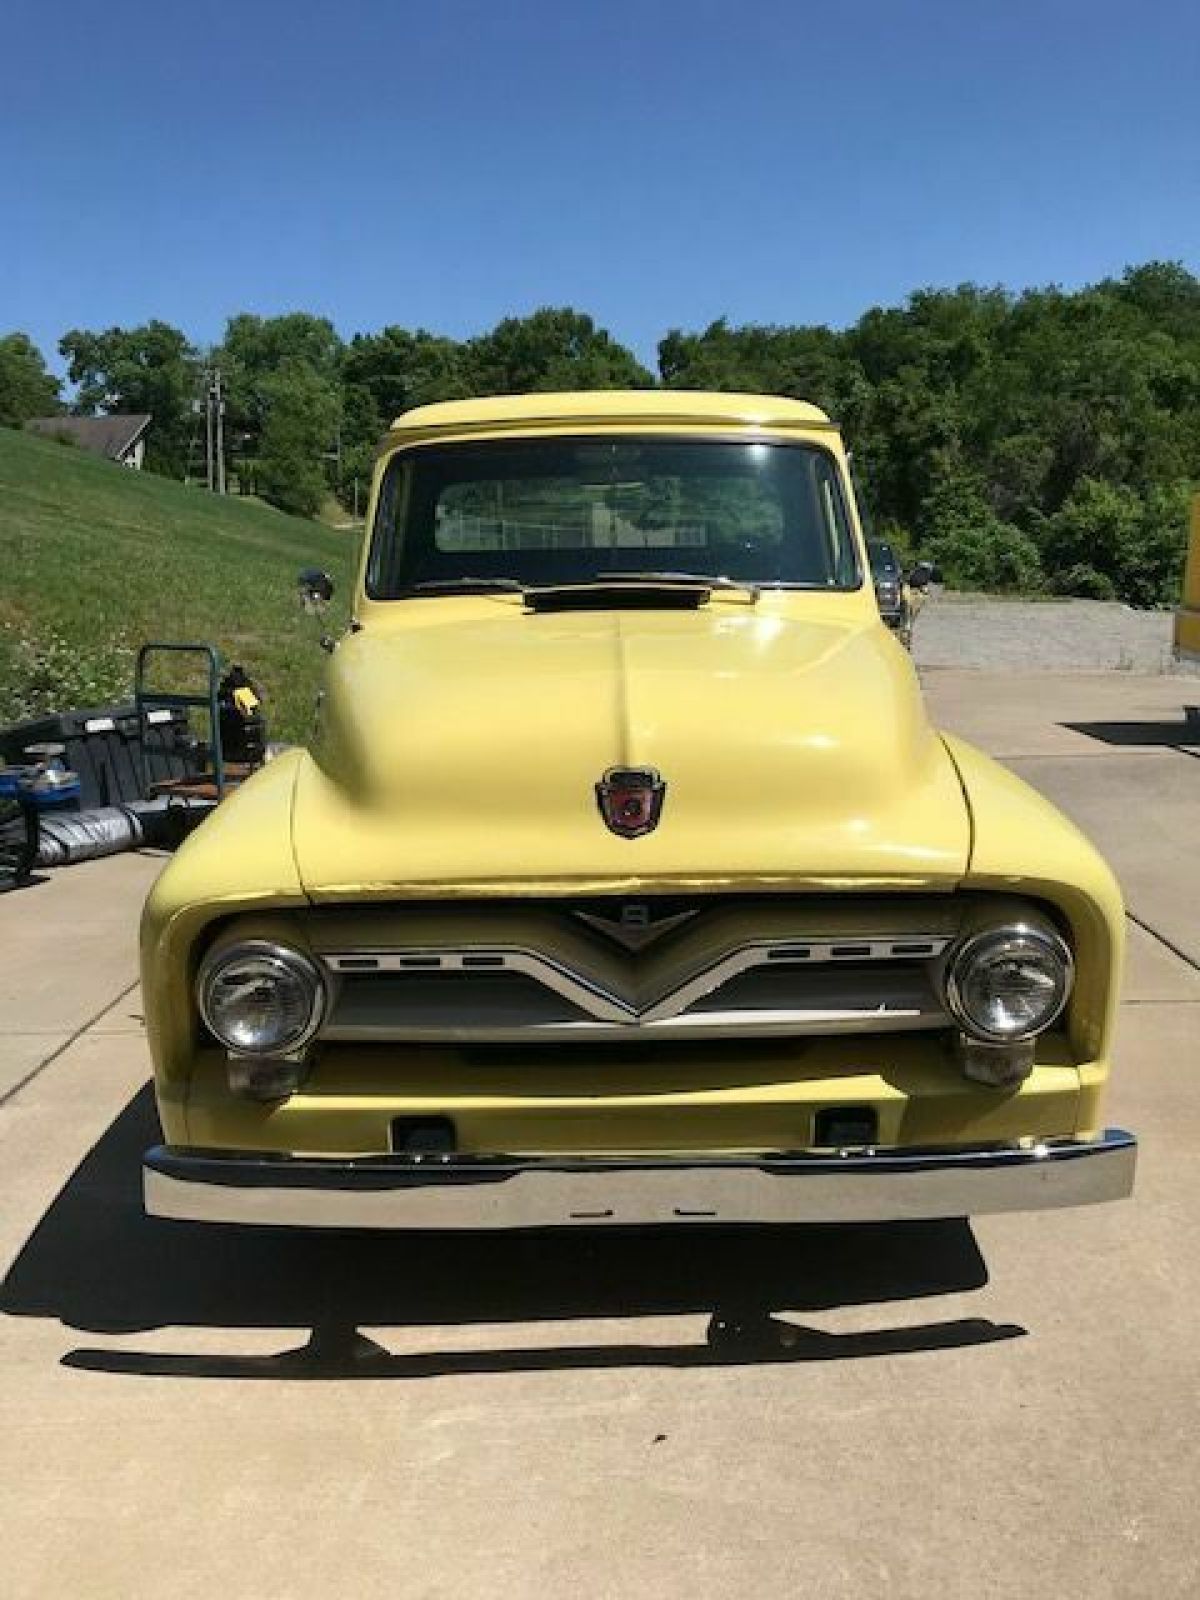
[938,732,976,878]
[614,612,632,766]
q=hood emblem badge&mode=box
[596,767,666,839]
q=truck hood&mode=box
[292,601,970,897]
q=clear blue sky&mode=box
[4,0,1198,373]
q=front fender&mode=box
[943,734,1124,1067]
[139,750,307,1114]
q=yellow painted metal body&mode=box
[1175,493,1200,662]
[141,392,1124,1158]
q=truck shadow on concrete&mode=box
[1064,713,1200,757]
[1,1087,1024,1379]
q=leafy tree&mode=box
[255,365,339,518]
[1135,484,1195,607]
[58,320,198,476]
[46,262,1200,595]
[221,312,342,394]
[1041,478,1190,607]
[985,433,1054,525]
[335,327,472,511]
[1115,261,1200,330]
[918,461,1044,593]
[466,308,652,393]
[332,309,651,511]
[334,383,383,513]
[0,333,61,427]
[660,318,871,434]
[219,312,344,478]
[343,327,470,425]
[659,262,1200,602]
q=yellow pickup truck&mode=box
[1175,494,1200,663]
[139,390,1135,1230]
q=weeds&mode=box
[0,623,137,722]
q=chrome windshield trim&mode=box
[366,434,866,600]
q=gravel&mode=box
[911,592,1177,673]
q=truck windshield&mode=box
[367,437,862,596]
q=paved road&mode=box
[1,671,1198,1600]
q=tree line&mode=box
[2,261,1197,604]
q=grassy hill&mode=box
[0,426,357,743]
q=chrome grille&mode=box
[320,934,953,1043]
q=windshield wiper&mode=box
[405,577,526,595]
[405,573,763,603]
[599,571,760,601]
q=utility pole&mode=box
[200,368,227,494]
[213,369,226,495]
[324,423,343,505]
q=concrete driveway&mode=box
[2,670,1198,1600]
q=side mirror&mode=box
[907,560,940,590]
[298,568,334,614]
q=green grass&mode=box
[0,427,357,743]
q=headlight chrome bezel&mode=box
[944,923,1074,1044]
[197,939,326,1058]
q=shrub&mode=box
[1041,478,1191,607]
[1047,563,1117,601]
[919,463,1044,592]
[926,522,1044,593]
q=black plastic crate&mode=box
[0,795,38,890]
[0,702,197,809]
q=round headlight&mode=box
[198,941,325,1057]
[945,925,1073,1042]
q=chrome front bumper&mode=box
[143,1131,1136,1230]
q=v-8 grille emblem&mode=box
[572,899,699,952]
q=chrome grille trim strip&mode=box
[321,1007,946,1044]
[320,936,953,1037]
[637,940,949,1024]
[327,947,633,1022]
